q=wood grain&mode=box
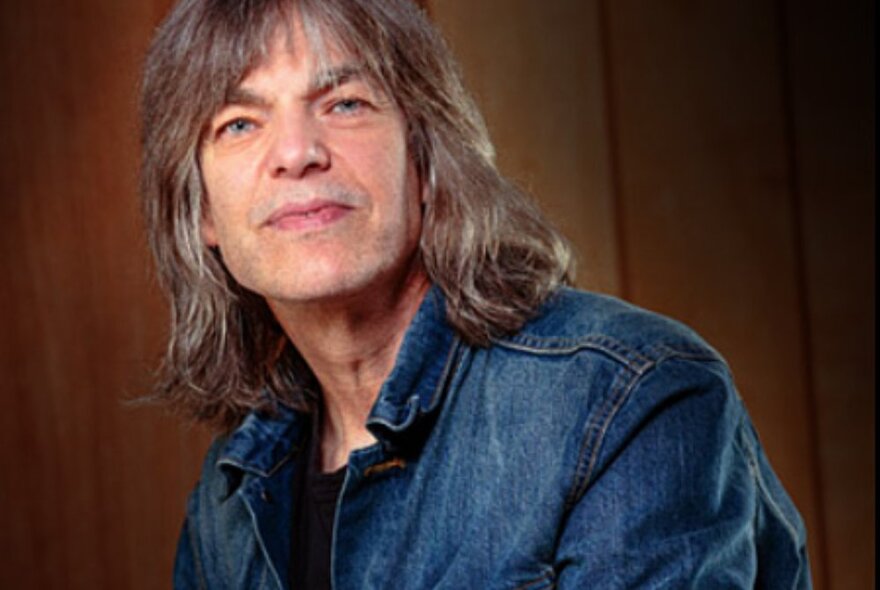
[783,0,875,586]
[0,1,212,587]
[599,0,827,583]
[431,0,622,295]
[0,0,872,587]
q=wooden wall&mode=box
[431,0,874,588]
[0,0,872,587]
[0,1,212,587]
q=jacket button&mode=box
[260,489,272,503]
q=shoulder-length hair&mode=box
[140,0,574,430]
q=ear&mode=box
[419,161,432,206]
[201,207,219,247]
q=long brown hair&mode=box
[140,0,574,430]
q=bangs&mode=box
[197,0,405,125]
[295,0,402,104]
[190,0,293,129]
[143,0,436,158]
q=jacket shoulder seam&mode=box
[565,351,727,509]
[495,334,721,375]
[566,363,644,509]
[493,335,654,374]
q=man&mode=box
[140,0,811,588]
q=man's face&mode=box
[199,25,423,310]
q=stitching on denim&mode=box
[497,334,723,373]
[217,447,298,481]
[735,419,803,547]
[566,352,730,507]
[651,342,724,364]
[565,371,626,508]
[513,565,557,590]
[185,515,209,590]
[239,488,286,590]
[495,335,652,373]
[565,361,645,509]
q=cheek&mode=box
[383,162,422,242]
[199,151,223,246]
[199,153,252,246]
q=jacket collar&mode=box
[217,285,462,477]
[216,402,307,480]
[365,285,462,453]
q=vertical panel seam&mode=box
[596,0,630,301]
[774,0,831,587]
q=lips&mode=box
[264,199,354,231]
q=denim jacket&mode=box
[174,287,811,589]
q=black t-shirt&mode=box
[290,418,347,590]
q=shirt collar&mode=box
[217,284,461,476]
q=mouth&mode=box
[264,199,355,232]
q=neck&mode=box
[269,267,431,472]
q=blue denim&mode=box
[174,287,811,589]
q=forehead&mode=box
[190,3,404,136]
[227,13,385,98]
[237,23,345,87]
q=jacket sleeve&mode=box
[552,355,812,589]
[172,438,227,590]
[173,506,208,590]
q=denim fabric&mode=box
[174,287,812,589]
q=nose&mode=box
[268,112,330,178]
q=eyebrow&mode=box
[220,63,367,110]
[223,87,271,110]
[308,63,365,96]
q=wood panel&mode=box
[783,0,875,586]
[431,0,621,295]
[599,0,827,584]
[0,1,212,588]
[430,2,873,587]
[0,0,872,588]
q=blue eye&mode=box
[221,118,255,136]
[331,98,365,114]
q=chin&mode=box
[264,273,375,306]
